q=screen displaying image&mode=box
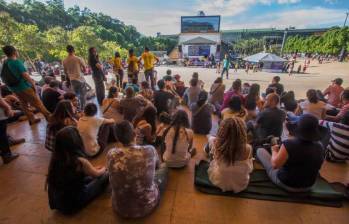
[188,45,211,56]
[181,16,220,33]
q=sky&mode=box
[6,0,349,36]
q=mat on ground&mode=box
[194,161,345,207]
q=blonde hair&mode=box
[214,117,247,165]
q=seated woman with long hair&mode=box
[207,117,253,192]
[245,83,263,112]
[221,96,247,121]
[102,86,123,123]
[191,91,213,135]
[162,110,195,168]
[45,100,77,151]
[47,126,109,214]
[133,105,157,145]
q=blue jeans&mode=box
[221,67,229,79]
[92,73,105,105]
[71,80,87,110]
[256,148,312,193]
[144,68,155,90]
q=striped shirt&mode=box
[319,120,349,162]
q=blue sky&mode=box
[7,0,349,36]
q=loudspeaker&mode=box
[178,45,182,53]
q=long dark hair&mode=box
[46,126,86,190]
[307,89,318,104]
[107,86,118,99]
[133,105,157,135]
[246,83,260,101]
[49,100,75,131]
[197,91,208,107]
[88,47,98,66]
[166,110,190,154]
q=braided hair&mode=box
[214,117,247,165]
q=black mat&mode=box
[194,161,344,207]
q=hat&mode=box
[295,114,322,142]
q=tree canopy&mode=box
[0,0,176,61]
[283,27,349,55]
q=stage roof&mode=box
[181,37,217,45]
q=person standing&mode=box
[63,45,87,110]
[139,47,159,90]
[127,49,139,84]
[111,51,124,88]
[221,54,230,79]
[0,45,50,125]
[0,91,19,163]
[88,47,105,105]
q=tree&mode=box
[69,26,102,60]
[44,26,69,60]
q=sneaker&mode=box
[29,118,41,126]
[2,153,19,164]
[8,136,25,146]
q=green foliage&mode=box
[284,27,349,55]
[234,38,265,55]
[0,0,176,61]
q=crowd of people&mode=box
[0,44,349,218]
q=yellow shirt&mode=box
[112,57,122,70]
[127,55,139,72]
[141,52,157,70]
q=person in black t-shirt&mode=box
[42,80,63,113]
[153,80,174,115]
[88,47,105,105]
[257,114,324,192]
[267,76,284,96]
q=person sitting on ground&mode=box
[255,93,286,140]
[124,78,140,93]
[153,80,174,115]
[41,76,54,97]
[267,76,284,96]
[77,103,115,157]
[107,121,168,218]
[245,83,263,112]
[102,86,122,124]
[119,87,147,122]
[221,96,248,121]
[63,92,82,119]
[207,117,253,192]
[209,77,225,113]
[221,79,245,111]
[256,114,324,192]
[42,80,63,113]
[323,78,344,108]
[0,92,19,163]
[192,72,205,88]
[174,74,186,97]
[47,126,109,214]
[156,112,172,145]
[326,89,349,122]
[1,45,50,125]
[299,89,326,120]
[320,111,349,163]
[183,78,201,106]
[139,81,153,101]
[133,105,157,145]
[45,100,78,152]
[191,91,213,135]
[162,110,195,168]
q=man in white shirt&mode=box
[77,103,114,157]
[63,45,87,110]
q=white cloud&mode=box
[221,7,345,30]
[197,0,301,17]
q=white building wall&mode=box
[179,33,221,58]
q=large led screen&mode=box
[181,16,220,33]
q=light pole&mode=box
[280,28,288,56]
[343,12,349,27]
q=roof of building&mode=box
[181,36,217,45]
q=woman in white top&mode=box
[207,117,253,192]
[102,87,123,123]
[299,89,326,120]
[162,110,195,168]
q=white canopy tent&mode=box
[244,52,287,73]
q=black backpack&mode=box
[0,61,21,87]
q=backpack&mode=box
[0,61,21,87]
